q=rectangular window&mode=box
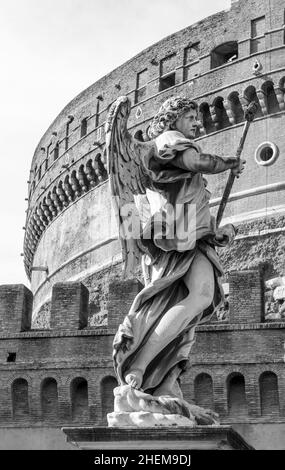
[95,99,100,127]
[160,73,176,91]
[54,143,59,160]
[160,53,176,76]
[184,42,200,65]
[46,143,51,171]
[80,118,88,137]
[7,352,16,363]
[251,16,266,53]
[65,123,70,150]
[283,9,285,44]
[251,16,265,37]
[159,53,176,91]
[160,54,176,75]
[184,43,200,80]
[135,69,148,104]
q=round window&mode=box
[255,141,279,167]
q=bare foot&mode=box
[125,369,143,389]
[185,403,219,425]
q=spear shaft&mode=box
[216,102,258,228]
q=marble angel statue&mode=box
[105,95,245,427]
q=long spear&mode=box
[216,101,258,228]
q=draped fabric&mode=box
[113,131,233,393]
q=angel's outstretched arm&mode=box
[173,147,243,175]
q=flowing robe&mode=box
[113,130,235,394]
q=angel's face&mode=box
[174,109,198,139]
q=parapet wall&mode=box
[0,268,266,334]
[0,268,284,434]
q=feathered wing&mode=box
[105,96,157,276]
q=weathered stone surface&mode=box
[62,425,254,449]
[218,215,285,278]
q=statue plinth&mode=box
[62,426,254,450]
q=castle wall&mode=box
[31,183,120,317]
[23,0,285,319]
[0,270,284,450]
[7,0,285,449]
[201,114,285,221]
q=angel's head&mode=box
[148,96,198,139]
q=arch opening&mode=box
[243,86,263,117]
[12,378,29,419]
[100,376,118,423]
[228,91,244,123]
[199,102,215,134]
[261,81,280,114]
[211,42,238,69]
[213,96,230,130]
[41,377,59,420]
[194,373,214,410]
[259,372,280,417]
[71,377,89,421]
[227,373,247,418]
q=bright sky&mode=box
[0,0,230,286]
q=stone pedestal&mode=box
[62,426,254,450]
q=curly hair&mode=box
[148,96,198,139]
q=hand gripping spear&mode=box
[216,101,258,228]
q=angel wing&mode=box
[105,96,157,276]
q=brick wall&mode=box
[229,269,264,323]
[0,285,32,333]
[0,269,284,428]
[50,282,89,330]
[107,278,143,328]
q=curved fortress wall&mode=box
[24,0,285,318]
